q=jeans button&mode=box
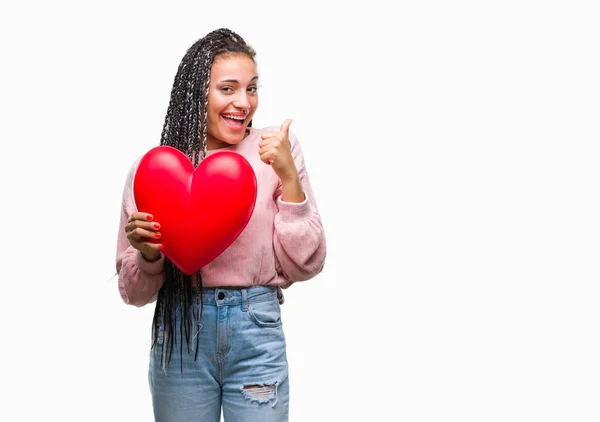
[217,292,225,300]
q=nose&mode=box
[232,91,251,110]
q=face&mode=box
[205,53,259,150]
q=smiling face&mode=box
[205,53,259,150]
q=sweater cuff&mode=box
[135,250,165,274]
[277,194,311,223]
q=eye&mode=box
[247,86,258,95]
[220,86,234,93]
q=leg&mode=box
[148,303,222,422]
[221,290,289,421]
[149,352,222,422]
[222,376,289,422]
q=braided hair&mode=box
[151,28,257,373]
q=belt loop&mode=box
[241,288,249,311]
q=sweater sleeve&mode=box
[273,130,326,283]
[116,158,165,307]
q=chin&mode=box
[225,130,248,144]
[209,127,248,149]
[224,136,244,146]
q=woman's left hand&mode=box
[259,119,298,182]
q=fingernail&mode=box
[146,215,153,221]
[153,223,160,229]
[158,244,164,249]
[154,232,161,238]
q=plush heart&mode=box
[133,146,257,275]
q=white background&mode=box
[1,0,599,421]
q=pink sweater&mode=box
[116,126,326,307]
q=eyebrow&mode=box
[219,76,259,83]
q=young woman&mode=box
[116,28,326,421]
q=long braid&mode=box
[201,57,211,162]
[151,28,257,373]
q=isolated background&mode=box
[1,1,599,421]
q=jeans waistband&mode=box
[196,286,279,307]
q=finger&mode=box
[260,136,284,150]
[142,242,164,252]
[129,227,162,241]
[129,212,154,223]
[260,131,281,140]
[259,143,278,156]
[125,220,160,234]
[128,235,163,252]
[280,119,292,136]
[260,151,276,165]
[258,137,272,148]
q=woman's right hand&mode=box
[125,212,163,262]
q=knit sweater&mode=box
[116,126,326,307]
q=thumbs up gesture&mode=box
[259,119,298,183]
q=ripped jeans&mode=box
[149,286,289,422]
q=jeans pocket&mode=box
[248,299,282,328]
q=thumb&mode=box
[280,118,293,136]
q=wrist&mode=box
[280,172,299,186]
[141,251,161,262]
[280,177,304,203]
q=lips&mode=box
[221,114,246,131]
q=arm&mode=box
[116,159,165,307]
[272,130,326,283]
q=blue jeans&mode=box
[148,286,289,422]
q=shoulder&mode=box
[126,155,144,182]
[120,155,143,212]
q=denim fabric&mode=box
[148,286,289,422]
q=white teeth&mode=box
[222,114,245,121]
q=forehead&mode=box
[211,54,257,79]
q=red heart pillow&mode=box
[133,146,257,275]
